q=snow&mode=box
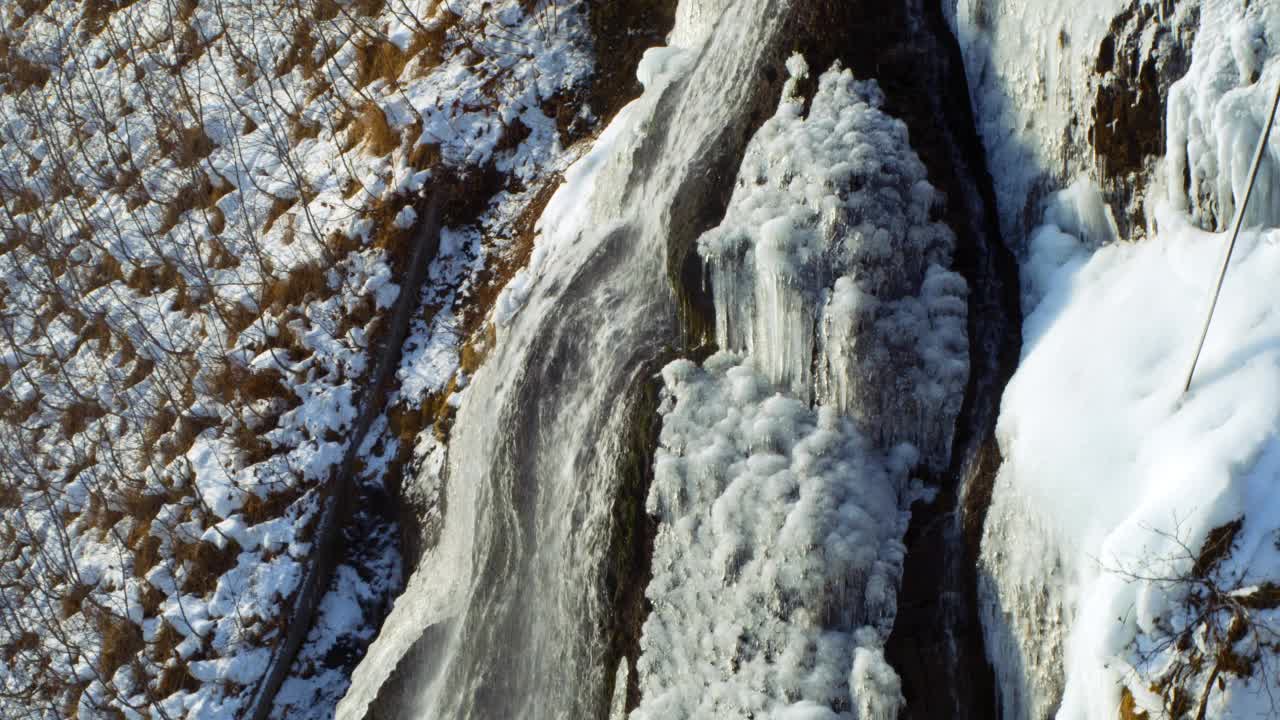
[393,206,418,230]
[848,645,905,720]
[492,43,692,330]
[979,3,1280,715]
[269,496,401,720]
[190,648,272,686]
[987,184,1280,717]
[0,0,594,715]
[396,226,485,400]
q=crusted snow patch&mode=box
[632,354,915,719]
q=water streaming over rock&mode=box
[338,2,803,717]
[337,1,1017,717]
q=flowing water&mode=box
[338,2,803,717]
[337,0,1018,717]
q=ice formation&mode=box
[698,60,968,470]
[634,355,914,719]
[1166,0,1280,231]
[338,0,801,716]
[632,61,968,718]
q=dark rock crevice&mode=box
[850,2,1022,719]
[1089,0,1198,236]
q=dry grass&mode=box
[132,533,162,578]
[1118,687,1148,719]
[85,253,126,292]
[60,399,106,437]
[0,482,19,509]
[241,485,302,526]
[60,582,94,619]
[125,261,182,296]
[458,176,560,345]
[207,358,288,407]
[354,23,450,90]
[2,389,42,425]
[156,172,229,238]
[220,301,257,345]
[274,23,336,80]
[290,114,322,142]
[141,407,177,458]
[406,134,442,171]
[158,124,214,169]
[94,608,145,678]
[205,205,226,236]
[262,195,296,234]
[173,538,239,596]
[5,185,40,215]
[156,412,218,466]
[155,657,200,697]
[123,355,154,389]
[347,103,401,156]
[2,47,51,92]
[261,260,329,312]
[206,353,303,466]
[9,0,53,30]
[205,238,237,269]
[80,0,142,37]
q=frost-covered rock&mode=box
[632,60,971,719]
[950,0,1198,246]
[698,61,968,471]
[633,355,914,719]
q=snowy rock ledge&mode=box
[979,5,1280,718]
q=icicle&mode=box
[692,62,968,471]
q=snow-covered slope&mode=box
[0,0,592,717]
[970,0,1280,717]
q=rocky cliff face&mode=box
[951,0,1199,246]
[4,0,1273,718]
